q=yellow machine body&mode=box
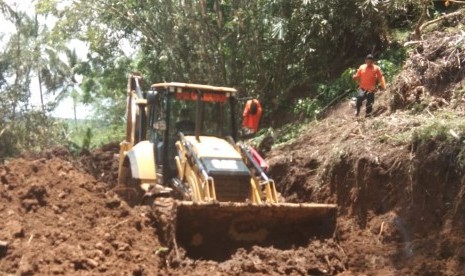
[116,77,337,258]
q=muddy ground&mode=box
[2,21,465,275]
[0,155,161,275]
[3,107,465,275]
[1,146,349,275]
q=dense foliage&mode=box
[0,2,73,159]
[36,0,423,121]
[0,0,457,158]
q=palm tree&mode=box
[0,0,17,20]
[32,20,79,113]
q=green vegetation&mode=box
[274,122,308,145]
[63,119,124,154]
[0,0,457,158]
[293,68,358,118]
[378,111,465,148]
[0,112,69,159]
[412,117,465,146]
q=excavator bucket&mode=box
[174,201,337,260]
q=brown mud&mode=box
[0,156,160,275]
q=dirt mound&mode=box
[170,240,347,275]
[76,142,120,187]
[0,157,161,275]
[391,18,465,111]
[18,142,120,187]
[0,154,351,275]
[20,146,72,161]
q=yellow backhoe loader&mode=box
[117,73,337,258]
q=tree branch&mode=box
[413,0,429,40]
[0,1,18,21]
[0,124,10,138]
[419,9,464,33]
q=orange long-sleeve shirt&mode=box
[353,64,386,92]
[242,99,262,133]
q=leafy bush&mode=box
[65,119,124,153]
[294,98,321,119]
[378,46,407,82]
[274,122,307,145]
[293,67,357,118]
[377,59,400,82]
[0,111,69,161]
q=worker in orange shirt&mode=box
[242,98,262,135]
[352,54,386,117]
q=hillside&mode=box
[266,24,465,275]
[2,18,465,275]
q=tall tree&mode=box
[36,0,423,125]
[0,4,73,158]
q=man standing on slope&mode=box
[352,54,386,117]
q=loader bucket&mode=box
[174,201,337,260]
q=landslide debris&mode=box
[0,157,161,275]
[262,18,465,275]
[76,141,120,186]
[391,16,465,111]
[0,148,349,275]
[268,117,465,274]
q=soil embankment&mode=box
[0,152,160,275]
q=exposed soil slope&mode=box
[268,110,465,275]
[266,23,465,275]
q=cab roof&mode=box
[151,82,237,94]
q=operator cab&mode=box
[146,83,239,184]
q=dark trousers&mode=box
[356,89,375,116]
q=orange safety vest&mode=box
[354,64,386,92]
[242,99,262,133]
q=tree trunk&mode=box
[38,70,45,112]
[73,97,77,124]
[12,14,21,122]
[215,0,227,85]
[413,0,430,40]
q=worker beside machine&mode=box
[242,98,262,136]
